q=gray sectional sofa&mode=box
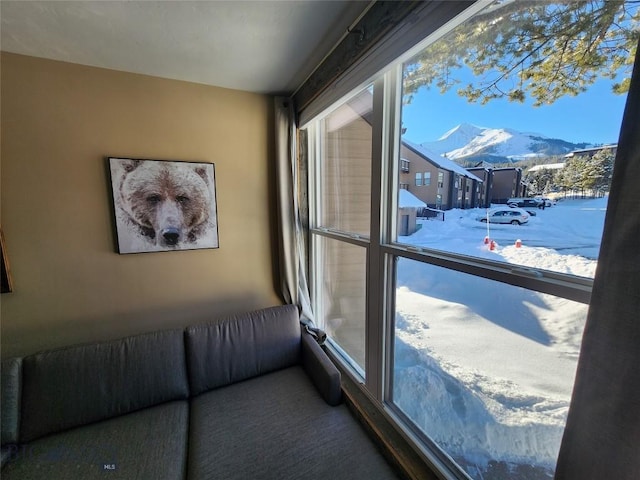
[1,305,402,480]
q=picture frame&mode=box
[108,157,219,254]
[1,228,13,293]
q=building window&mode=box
[399,183,409,190]
[437,171,444,188]
[424,171,431,185]
[415,172,423,186]
[401,158,410,172]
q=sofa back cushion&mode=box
[1,357,22,445]
[185,305,301,396]
[20,329,189,443]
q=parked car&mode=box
[507,197,544,209]
[535,197,555,207]
[477,207,529,225]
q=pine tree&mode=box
[552,150,615,197]
[403,1,639,106]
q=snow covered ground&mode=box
[393,197,607,479]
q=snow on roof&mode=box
[402,139,483,182]
[528,163,565,172]
[565,144,617,157]
[398,189,427,209]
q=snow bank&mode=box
[394,340,567,469]
[392,198,603,476]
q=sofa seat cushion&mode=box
[187,366,401,480]
[2,400,188,480]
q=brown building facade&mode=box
[399,141,482,210]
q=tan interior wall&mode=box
[0,53,282,358]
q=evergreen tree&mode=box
[556,158,581,194]
[525,168,556,194]
[404,1,639,106]
[552,149,615,196]
[590,149,616,193]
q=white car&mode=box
[477,207,529,225]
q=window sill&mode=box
[326,347,445,480]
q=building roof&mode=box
[398,189,427,208]
[528,163,565,172]
[564,144,617,158]
[402,139,483,182]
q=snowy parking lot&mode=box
[393,197,607,478]
[403,196,608,276]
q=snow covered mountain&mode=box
[420,123,589,165]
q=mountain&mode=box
[420,123,589,165]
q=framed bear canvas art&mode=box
[108,157,219,254]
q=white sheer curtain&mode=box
[274,97,314,325]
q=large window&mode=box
[305,1,638,479]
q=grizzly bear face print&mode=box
[110,158,218,253]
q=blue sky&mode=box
[401,76,630,146]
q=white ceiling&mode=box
[0,0,370,94]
